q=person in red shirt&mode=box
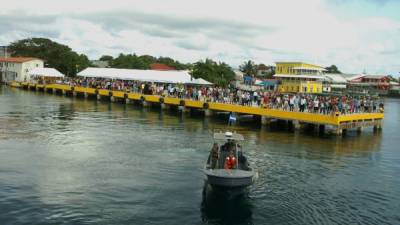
[224,150,237,170]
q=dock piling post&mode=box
[204,109,213,117]
[319,124,325,134]
[142,101,150,107]
[293,120,301,130]
[334,127,343,136]
[261,116,271,126]
[357,127,363,133]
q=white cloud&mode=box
[0,0,399,75]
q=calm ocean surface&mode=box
[1,86,399,225]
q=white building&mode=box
[0,57,44,83]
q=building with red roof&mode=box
[0,57,44,83]
[150,63,176,71]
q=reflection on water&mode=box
[201,182,253,225]
[1,86,400,225]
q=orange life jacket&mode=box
[224,156,236,169]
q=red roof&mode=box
[0,57,40,63]
[150,63,175,71]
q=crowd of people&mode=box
[52,77,384,115]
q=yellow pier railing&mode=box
[13,83,384,129]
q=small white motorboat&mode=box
[204,131,255,190]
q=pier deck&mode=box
[12,82,384,134]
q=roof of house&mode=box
[340,73,366,81]
[323,74,348,83]
[0,57,41,63]
[363,75,388,79]
[275,62,325,69]
[150,63,176,71]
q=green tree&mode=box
[191,58,235,86]
[99,55,114,61]
[111,53,150,69]
[325,65,341,74]
[8,37,90,76]
[239,60,257,76]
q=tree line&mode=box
[7,37,341,86]
[8,38,238,86]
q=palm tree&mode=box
[239,60,257,77]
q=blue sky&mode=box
[0,0,399,76]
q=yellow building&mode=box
[274,62,325,93]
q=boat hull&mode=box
[204,169,254,189]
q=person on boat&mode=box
[208,143,219,169]
[224,150,237,170]
[237,144,249,170]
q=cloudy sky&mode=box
[0,0,399,75]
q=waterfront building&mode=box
[274,62,325,93]
[256,64,275,77]
[322,74,347,93]
[347,74,390,95]
[0,57,44,83]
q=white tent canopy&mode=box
[78,67,208,84]
[29,68,64,78]
[190,78,213,85]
